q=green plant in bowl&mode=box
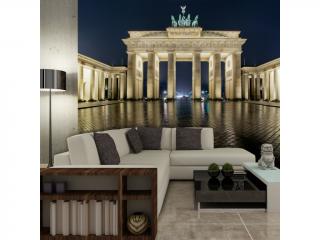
[208,163,220,178]
[222,163,234,178]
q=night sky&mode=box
[79,0,279,94]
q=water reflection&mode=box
[78,100,280,167]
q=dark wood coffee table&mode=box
[194,170,267,211]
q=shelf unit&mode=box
[40,167,157,240]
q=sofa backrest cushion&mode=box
[171,127,214,150]
[67,128,131,165]
[126,128,143,153]
[161,128,172,150]
[67,133,100,165]
[100,128,131,157]
[176,128,202,150]
[137,127,162,150]
[93,132,120,165]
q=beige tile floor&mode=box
[156,181,280,240]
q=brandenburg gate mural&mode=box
[77,6,280,103]
[122,6,247,100]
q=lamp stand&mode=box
[47,88,53,168]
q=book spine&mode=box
[77,201,83,236]
[70,200,77,235]
[56,200,63,234]
[114,201,118,236]
[95,201,102,236]
[109,201,113,235]
[103,200,110,235]
[82,201,89,236]
[62,201,69,236]
[112,201,117,236]
[49,201,56,236]
[88,200,96,234]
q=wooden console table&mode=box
[40,167,157,240]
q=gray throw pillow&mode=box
[137,127,162,150]
[93,132,120,165]
[176,128,202,150]
[126,128,143,153]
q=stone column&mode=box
[269,70,276,101]
[147,52,160,99]
[126,52,136,100]
[275,68,280,101]
[120,73,126,100]
[249,75,255,100]
[256,75,261,100]
[89,67,95,101]
[263,71,270,101]
[225,55,233,99]
[78,63,84,101]
[208,55,214,99]
[98,70,103,100]
[112,75,118,100]
[101,72,106,100]
[232,53,242,99]
[192,51,201,99]
[154,55,160,99]
[147,52,155,99]
[167,51,176,99]
[242,73,249,100]
[108,74,113,99]
[135,55,143,100]
[213,54,222,99]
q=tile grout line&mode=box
[237,212,254,240]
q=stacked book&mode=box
[49,200,118,236]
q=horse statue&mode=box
[178,14,182,27]
[181,15,186,26]
[171,15,177,27]
[192,15,199,27]
[186,14,191,27]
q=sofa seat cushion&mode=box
[170,148,255,166]
[120,150,170,192]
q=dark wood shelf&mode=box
[123,228,152,240]
[41,168,123,176]
[123,190,151,200]
[41,168,157,240]
[41,190,118,201]
[41,228,118,240]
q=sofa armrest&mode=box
[53,152,71,166]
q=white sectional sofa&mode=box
[53,127,255,215]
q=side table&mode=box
[243,162,280,212]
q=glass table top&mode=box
[194,170,261,192]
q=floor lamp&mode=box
[40,69,66,167]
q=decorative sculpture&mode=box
[171,16,177,27]
[192,15,199,27]
[170,6,199,28]
[258,144,276,169]
[127,212,149,235]
[181,5,186,15]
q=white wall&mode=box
[40,0,78,163]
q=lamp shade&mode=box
[40,69,66,90]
